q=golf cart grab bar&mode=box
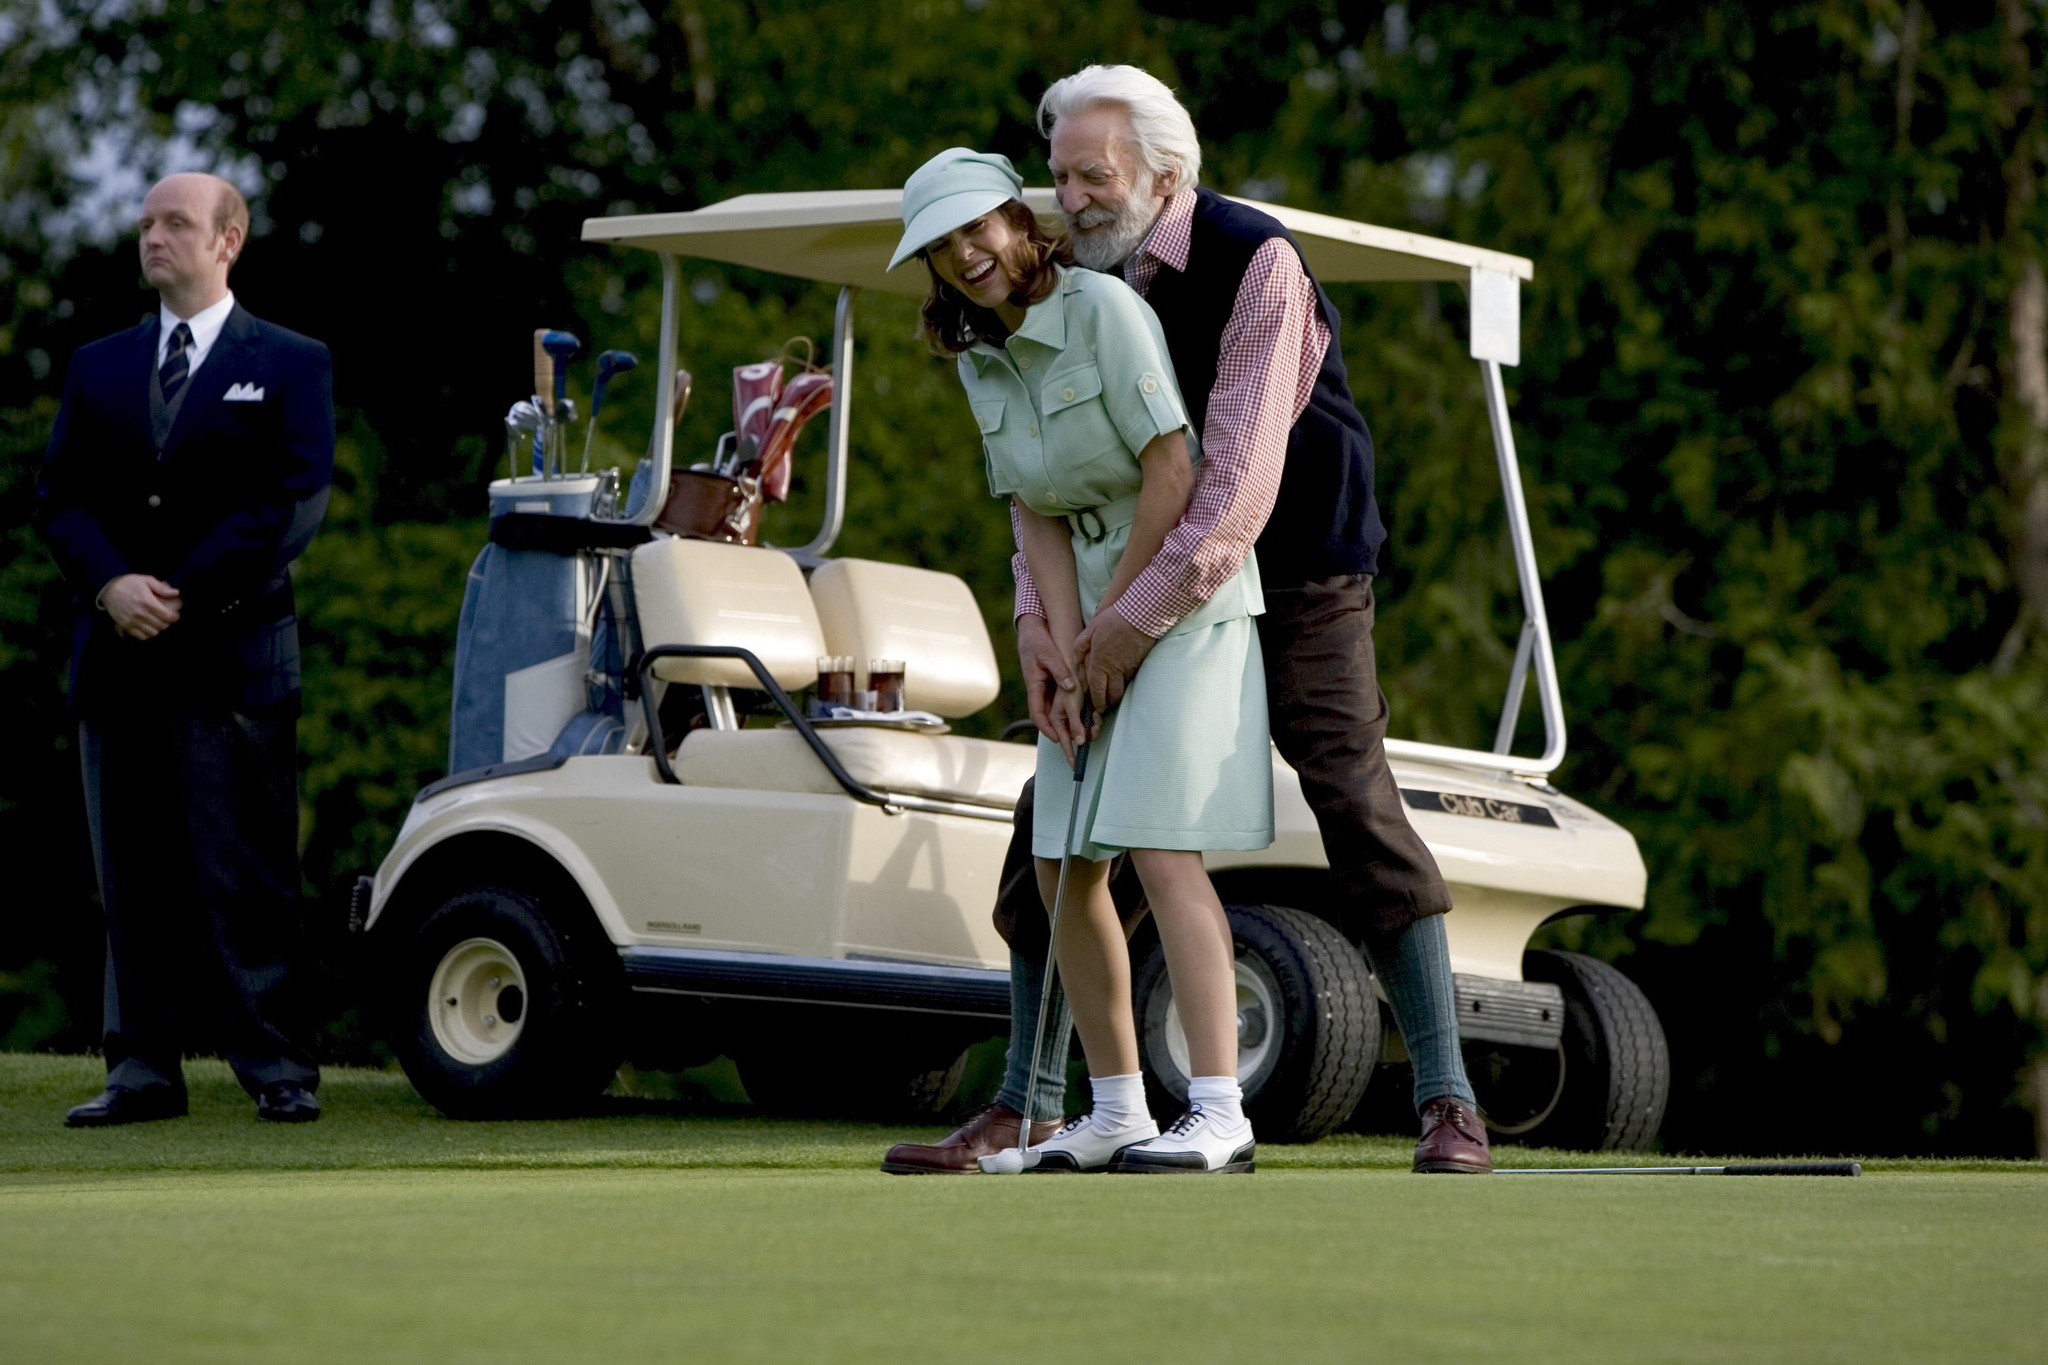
[632,643,896,808]
[1481,358,1566,773]
[1383,358,1566,779]
[798,287,855,558]
[615,252,683,526]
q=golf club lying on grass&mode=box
[981,698,1095,1177]
[1496,1161,1862,1176]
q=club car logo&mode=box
[1400,789,1560,828]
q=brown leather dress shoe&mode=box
[880,1104,1063,1174]
[1413,1095,1493,1173]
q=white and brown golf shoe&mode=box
[1110,1105,1256,1174]
[986,1113,1160,1173]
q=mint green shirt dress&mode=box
[962,265,1274,861]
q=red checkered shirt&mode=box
[1010,188,1331,636]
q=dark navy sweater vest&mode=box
[1141,188,1385,585]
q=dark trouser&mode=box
[991,574,1472,1120]
[79,702,319,1098]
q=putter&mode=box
[1496,1161,1862,1177]
[582,349,639,473]
[981,698,1096,1176]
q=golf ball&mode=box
[977,1148,1032,1175]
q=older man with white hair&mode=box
[882,65,1490,1175]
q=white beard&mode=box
[1065,168,1159,272]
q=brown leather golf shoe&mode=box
[1413,1096,1493,1174]
[881,1104,1063,1174]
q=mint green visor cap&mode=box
[888,147,1025,271]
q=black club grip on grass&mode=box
[1721,1162,1863,1177]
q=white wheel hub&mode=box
[427,937,530,1065]
[1162,956,1282,1090]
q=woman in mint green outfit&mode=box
[891,148,1272,1175]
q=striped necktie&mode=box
[159,321,193,401]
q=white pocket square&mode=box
[223,383,266,402]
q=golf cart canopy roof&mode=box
[581,189,1533,296]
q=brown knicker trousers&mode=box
[993,573,1451,956]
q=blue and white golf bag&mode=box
[447,477,632,774]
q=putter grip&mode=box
[1722,1161,1862,1176]
[1072,698,1097,781]
[533,330,553,416]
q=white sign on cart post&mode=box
[1469,266,1521,367]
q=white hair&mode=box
[1037,64,1202,193]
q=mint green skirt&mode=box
[1032,613,1274,862]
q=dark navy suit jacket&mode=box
[37,304,334,714]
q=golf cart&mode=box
[351,189,1668,1150]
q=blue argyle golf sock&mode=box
[995,948,1074,1123]
[1360,915,1478,1110]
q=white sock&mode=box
[1087,1073,1148,1132]
[1187,1075,1245,1128]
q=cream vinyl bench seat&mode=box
[674,726,1034,812]
[630,542,1033,814]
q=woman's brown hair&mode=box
[916,200,1075,357]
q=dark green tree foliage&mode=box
[1,1,2041,1154]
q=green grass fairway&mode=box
[3,1055,2043,1363]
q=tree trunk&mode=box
[1997,0,2048,663]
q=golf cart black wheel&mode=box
[1134,904,1379,1144]
[1484,950,1669,1152]
[388,884,623,1119]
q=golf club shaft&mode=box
[1016,700,1095,1154]
[1495,1162,1862,1176]
[533,331,554,477]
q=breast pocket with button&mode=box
[1040,364,1122,471]
[974,398,1023,497]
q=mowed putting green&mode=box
[2,1055,2042,1364]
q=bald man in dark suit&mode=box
[37,172,333,1126]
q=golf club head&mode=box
[585,352,639,473]
[505,401,542,433]
[540,330,582,365]
[533,329,582,429]
[977,1147,1035,1175]
[594,348,639,395]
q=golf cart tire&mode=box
[1135,904,1379,1144]
[389,884,623,1119]
[1518,949,1669,1151]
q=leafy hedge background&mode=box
[2,0,2044,1156]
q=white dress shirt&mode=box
[157,290,237,376]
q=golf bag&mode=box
[447,478,631,774]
